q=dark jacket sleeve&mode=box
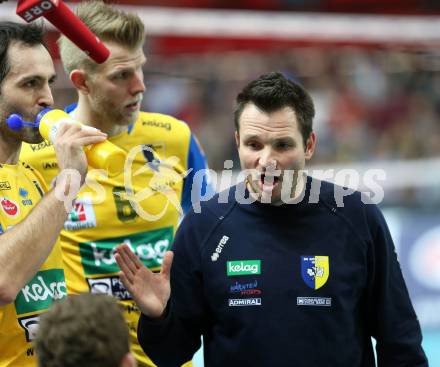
[365,204,428,366]
[137,210,209,366]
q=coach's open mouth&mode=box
[259,173,280,192]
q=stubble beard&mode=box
[0,101,43,144]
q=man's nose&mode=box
[130,70,146,95]
[258,148,277,170]
[37,83,54,108]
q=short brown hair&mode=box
[0,21,46,87]
[58,0,144,74]
[234,72,315,148]
[34,294,130,367]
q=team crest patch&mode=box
[301,256,329,290]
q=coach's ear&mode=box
[120,352,137,367]
[235,131,240,148]
[70,69,90,95]
[305,132,316,160]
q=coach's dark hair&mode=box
[0,21,46,87]
[234,72,315,148]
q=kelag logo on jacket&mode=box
[78,227,173,275]
[227,260,261,276]
[301,256,329,290]
[15,269,67,314]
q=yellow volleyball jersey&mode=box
[21,111,209,367]
[0,162,66,367]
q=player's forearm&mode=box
[0,189,69,304]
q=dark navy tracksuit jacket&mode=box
[138,179,428,367]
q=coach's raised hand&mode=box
[115,244,173,318]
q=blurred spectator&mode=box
[141,47,440,167]
[34,294,136,367]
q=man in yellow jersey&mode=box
[0,21,107,366]
[20,2,212,366]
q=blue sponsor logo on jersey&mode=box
[19,187,33,205]
[301,256,329,290]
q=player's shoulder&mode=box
[20,141,57,182]
[187,185,237,222]
[0,160,37,176]
[315,178,368,209]
[19,160,38,174]
[17,160,47,189]
[315,178,385,237]
[134,111,191,138]
[21,140,54,157]
[20,140,56,173]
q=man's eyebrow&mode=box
[274,137,295,143]
[17,74,57,84]
[108,66,132,76]
[242,135,295,143]
[242,134,261,141]
[16,75,44,83]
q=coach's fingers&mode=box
[118,271,132,293]
[115,253,135,284]
[116,244,145,271]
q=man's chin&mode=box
[118,117,137,127]
[121,109,140,124]
[247,180,282,204]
